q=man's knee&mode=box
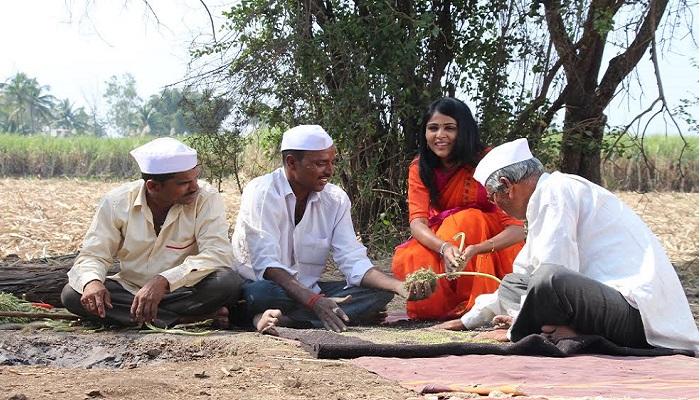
[242,279,286,305]
[529,264,578,296]
[343,288,394,318]
[373,289,394,309]
[197,268,244,303]
[60,283,84,314]
[210,268,243,290]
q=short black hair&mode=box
[141,172,177,182]
[281,149,306,165]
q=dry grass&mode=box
[0,178,697,267]
[0,178,244,260]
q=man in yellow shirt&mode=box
[61,138,241,328]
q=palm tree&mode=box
[0,73,55,134]
[136,103,164,136]
[53,98,90,133]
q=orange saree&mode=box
[391,159,524,320]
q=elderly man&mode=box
[232,125,434,333]
[62,138,241,328]
[435,138,698,351]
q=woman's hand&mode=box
[441,243,462,272]
[444,244,479,273]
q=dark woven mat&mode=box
[275,327,697,359]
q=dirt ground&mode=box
[0,178,697,400]
[1,331,424,400]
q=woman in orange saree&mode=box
[392,98,525,320]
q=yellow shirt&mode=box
[68,180,234,294]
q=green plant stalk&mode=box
[142,321,216,336]
[436,271,502,283]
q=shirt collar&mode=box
[279,167,320,203]
[525,172,551,221]
[134,181,147,208]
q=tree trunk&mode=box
[560,100,607,184]
[0,254,119,307]
[0,254,75,306]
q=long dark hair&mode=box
[417,97,485,205]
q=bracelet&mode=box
[306,293,325,309]
[487,239,496,253]
[438,241,449,256]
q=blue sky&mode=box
[1,0,697,135]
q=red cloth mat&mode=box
[352,354,698,399]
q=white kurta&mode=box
[231,168,373,292]
[462,172,698,351]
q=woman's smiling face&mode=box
[425,111,458,166]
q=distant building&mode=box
[48,127,72,137]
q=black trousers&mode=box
[61,268,242,327]
[506,264,649,348]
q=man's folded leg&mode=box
[510,264,648,347]
[61,268,242,328]
[60,280,163,326]
[158,268,243,326]
[313,281,394,325]
[242,279,393,328]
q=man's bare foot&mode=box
[432,319,466,331]
[253,309,293,335]
[492,315,513,329]
[177,307,229,328]
[474,328,510,342]
[212,307,229,328]
[541,324,578,341]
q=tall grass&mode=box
[0,132,696,192]
[602,135,698,192]
[0,134,149,179]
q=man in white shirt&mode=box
[62,138,241,328]
[435,138,698,352]
[232,125,434,333]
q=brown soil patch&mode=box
[0,331,415,400]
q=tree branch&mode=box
[198,0,217,43]
[542,0,579,82]
[595,0,670,109]
[141,0,161,25]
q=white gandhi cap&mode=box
[280,125,334,151]
[130,137,198,174]
[474,138,534,186]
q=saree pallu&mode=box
[392,208,523,320]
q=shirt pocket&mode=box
[160,239,198,271]
[165,239,197,251]
[296,236,331,266]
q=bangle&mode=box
[487,239,496,253]
[438,241,449,256]
[306,293,324,309]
